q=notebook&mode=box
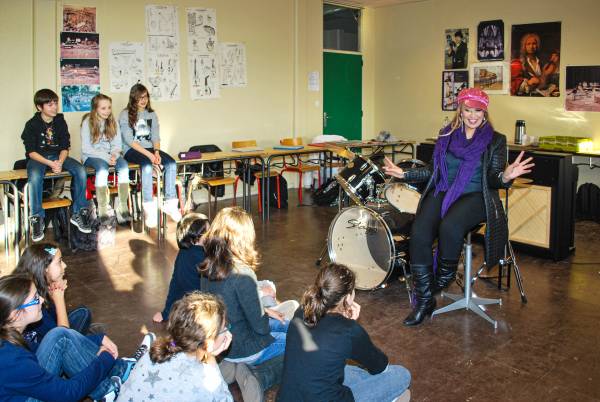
[231,146,264,152]
[273,145,304,150]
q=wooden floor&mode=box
[2,192,600,402]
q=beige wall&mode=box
[0,0,324,195]
[370,0,600,145]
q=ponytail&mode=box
[149,336,182,364]
[302,263,356,327]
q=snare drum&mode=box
[328,203,413,290]
[335,155,385,205]
[384,184,421,214]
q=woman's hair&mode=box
[302,263,356,327]
[448,103,492,133]
[13,242,59,304]
[81,93,118,144]
[150,292,225,364]
[0,274,33,347]
[200,207,259,281]
[126,83,153,130]
[176,213,209,250]
[519,32,541,60]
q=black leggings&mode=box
[409,191,486,265]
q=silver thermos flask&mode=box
[515,120,526,145]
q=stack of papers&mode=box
[231,146,264,152]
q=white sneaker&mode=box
[143,201,158,229]
[162,198,182,222]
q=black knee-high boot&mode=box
[433,258,459,295]
[403,264,436,326]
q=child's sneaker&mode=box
[132,332,156,361]
[162,198,182,222]
[95,376,122,402]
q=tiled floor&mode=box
[2,194,599,402]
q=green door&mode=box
[323,52,362,140]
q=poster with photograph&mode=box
[63,5,96,33]
[186,8,217,55]
[220,43,247,88]
[189,54,220,99]
[61,85,100,112]
[109,42,145,93]
[565,66,600,112]
[511,22,561,97]
[470,62,509,94]
[145,4,179,53]
[60,32,99,59]
[444,28,469,69]
[147,53,181,101]
[60,59,99,85]
[442,71,469,111]
[477,20,504,61]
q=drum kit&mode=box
[324,154,426,297]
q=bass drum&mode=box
[328,203,413,290]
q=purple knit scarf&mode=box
[433,122,493,217]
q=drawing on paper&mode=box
[147,53,181,101]
[220,43,247,88]
[60,32,99,59]
[62,85,100,112]
[189,54,220,99]
[145,5,179,53]
[63,5,96,33]
[60,59,100,85]
[186,8,218,54]
[109,42,145,92]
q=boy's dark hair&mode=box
[34,89,59,109]
[176,213,209,249]
[454,30,463,39]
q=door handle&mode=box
[323,112,329,128]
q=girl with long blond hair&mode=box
[81,93,131,224]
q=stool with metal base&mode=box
[431,227,502,328]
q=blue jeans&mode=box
[27,156,89,218]
[252,331,286,366]
[343,364,411,402]
[34,327,120,400]
[68,306,92,335]
[124,148,176,202]
[84,157,130,187]
[268,317,290,333]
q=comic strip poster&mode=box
[147,53,181,101]
[60,32,99,59]
[220,43,247,88]
[442,70,469,111]
[109,42,145,92]
[565,66,600,112]
[146,4,180,53]
[477,20,504,61]
[63,5,96,33]
[62,85,100,112]
[189,54,220,100]
[510,22,561,97]
[186,8,217,55]
[444,28,469,69]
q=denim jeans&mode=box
[343,364,411,402]
[34,327,117,400]
[252,331,286,366]
[268,317,290,333]
[27,156,89,218]
[124,148,176,202]
[84,157,130,188]
[68,306,92,335]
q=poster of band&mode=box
[477,20,504,61]
[442,70,468,111]
[145,4,181,101]
[109,42,145,93]
[220,43,247,88]
[60,5,99,112]
[510,22,561,97]
[187,8,220,99]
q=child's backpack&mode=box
[269,175,288,209]
[576,182,600,222]
[312,178,339,206]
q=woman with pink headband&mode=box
[383,88,534,326]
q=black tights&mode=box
[409,191,486,265]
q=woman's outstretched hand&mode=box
[382,156,404,179]
[502,151,535,182]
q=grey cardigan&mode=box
[200,266,274,359]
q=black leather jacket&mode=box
[404,133,512,267]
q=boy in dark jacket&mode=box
[21,89,92,241]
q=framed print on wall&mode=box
[470,62,509,94]
[442,70,469,111]
[477,20,504,61]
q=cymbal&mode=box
[513,177,533,188]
